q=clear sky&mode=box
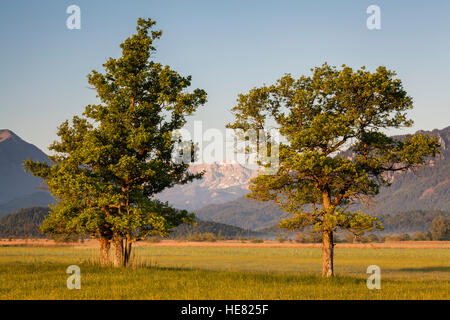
[0,0,449,153]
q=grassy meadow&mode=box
[0,242,449,299]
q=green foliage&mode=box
[227,63,440,241]
[23,18,206,258]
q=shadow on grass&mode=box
[398,266,450,272]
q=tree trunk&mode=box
[322,230,334,277]
[321,190,335,278]
[99,236,111,266]
[123,234,133,267]
[113,237,124,268]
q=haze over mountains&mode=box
[0,126,449,231]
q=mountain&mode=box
[0,129,51,205]
[156,162,257,210]
[193,126,450,229]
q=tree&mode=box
[430,216,450,240]
[227,63,440,277]
[24,18,207,267]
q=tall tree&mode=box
[24,18,207,267]
[227,63,440,277]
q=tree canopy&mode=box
[24,18,207,266]
[227,63,440,276]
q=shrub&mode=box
[188,232,217,242]
[412,232,427,241]
[250,237,264,243]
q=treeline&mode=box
[168,220,261,240]
[0,207,262,240]
[0,207,49,238]
[377,210,450,233]
[291,214,450,243]
[1,207,449,241]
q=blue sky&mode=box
[0,0,449,152]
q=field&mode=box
[0,240,449,300]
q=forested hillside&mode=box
[195,196,285,230]
[0,207,49,238]
[377,210,450,233]
[0,207,261,239]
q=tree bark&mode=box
[321,190,335,277]
[322,230,334,277]
[99,236,111,266]
[113,237,124,268]
[123,234,133,267]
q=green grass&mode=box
[0,245,449,299]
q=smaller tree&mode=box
[228,63,440,277]
[430,216,450,240]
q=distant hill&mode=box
[238,210,450,236]
[0,191,53,218]
[377,210,450,234]
[0,206,49,238]
[194,196,285,230]
[1,206,447,239]
[0,206,263,239]
[0,129,52,205]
